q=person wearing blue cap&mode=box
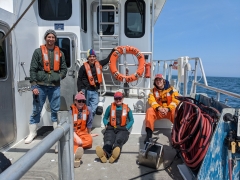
[77,48,115,120]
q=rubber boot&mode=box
[53,122,58,153]
[144,127,153,144]
[25,124,37,144]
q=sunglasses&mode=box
[114,97,123,101]
[77,100,86,103]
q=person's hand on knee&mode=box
[76,137,82,146]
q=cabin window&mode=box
[38,0,72,20]
[55,38,71,68]
[81,0,87,32]
[0,32,6,79]
[97,6,115,35]
[125,0,145,38]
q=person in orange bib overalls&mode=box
[144,74,179,144]
[71,93,97,168]
[95,92,134,163]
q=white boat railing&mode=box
[0,111,74,180]
[193,82,240,101]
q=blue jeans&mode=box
[81,89,99,117]
[29,85,60,124]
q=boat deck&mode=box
[4,127,184,180]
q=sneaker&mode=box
[74,147,84,168]
[96,146,107,163]
[109,147,120,163]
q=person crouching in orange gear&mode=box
[144,74,179,144]
[71,93,98,168]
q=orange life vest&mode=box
[40,45,61,72]
[153,87,173,106]
[84,61,103,86]
[110,103,129,127]
[71,104,89,132]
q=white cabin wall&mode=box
[0,0,13,13]
[120,0,151,52]
[37,1,81,61]
[0,0,40,143]
[79,1,92,56]
[13,18,39,142]
[13,0,39,142]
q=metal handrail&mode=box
[194,82,240,99]
[0,112,74,180]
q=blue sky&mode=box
[153,1,240,77]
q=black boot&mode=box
[144,127,153,144]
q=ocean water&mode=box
[177,76,240,108]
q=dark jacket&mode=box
[77,49,115,91]
[30,47,67,87]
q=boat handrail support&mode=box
[183,62,191,96]
[0,111,74,180]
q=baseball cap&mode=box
[154,74,163,80]
[114,92,123,98]
[74,93,86,100]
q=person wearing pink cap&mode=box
[70,93,95,168]
[144,74,179,144]
[95,92,134,163]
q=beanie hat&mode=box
[114,92,123,98]
[74,93,86,100]
[154,74,163,80]
[87,49,96,58]
[44,29,57,40]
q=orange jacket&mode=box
[84,61,102,86]
[40,45,61,72]
[71,104,89,133]
[148,86,179,111]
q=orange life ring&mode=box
[109,46,145,82]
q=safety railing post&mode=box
[58,111,74,180]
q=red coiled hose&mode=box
[171,97,220,170]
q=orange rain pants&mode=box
[74,128,92,153]
[145,107,175,131]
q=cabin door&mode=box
[0,23,16,148]
[56,33,77,111]
[91,2,120,86]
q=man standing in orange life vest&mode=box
[77,48,115,118]
[25,29,67,144]
[71,93,97,168]
[144,74,179,144]
[95,92,134,163]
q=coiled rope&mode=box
[171,96,220,170]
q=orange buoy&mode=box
[109,46,145,82]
